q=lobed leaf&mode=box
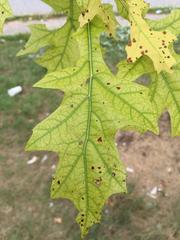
[124,0,176,73]
[18,0,80,72]
[149,54,180,136]
[26,19,157,237]
[22,0,180,237]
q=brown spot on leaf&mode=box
[97,137,103,143]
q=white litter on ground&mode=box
[49,202,54,208]
[27,156,38,165]
[126,167,134,173]
[8,86,22,97]
[147,186,158,199]
[51,164,56,170]
[54,217,62,224]
[41,155,48,163]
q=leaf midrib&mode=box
[81,22,94,226]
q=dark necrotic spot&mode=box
[97,137,103,143]
[79,140,83,145]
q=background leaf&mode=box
[124,0,176,73]
[0,0,12,33]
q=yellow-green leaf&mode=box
[147,10,180,36]
[117,56,154,83]
[115,0,149,20]
[149,54,180,136]
[26,19,157,237]
[0,0,12,33]
[79,2,117,35]
[18,0,80,72]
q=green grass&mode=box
[0,38,61,145]
[0,35,180,240]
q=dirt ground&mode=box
[116,113,180,240]
[118,113,180,200]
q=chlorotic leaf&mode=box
[0,0,12,33]
[149,54,180,136]
[37,21,79,71]
[78,0,101,24]
[115,0,149,20]
[117,56,154,83]
[147,10,180,36]
[17,24,56,55]
[26,19,157,237]
[18,0,80,72]
[125,0,176,73]
[21,0,180,237]
[79,2,117,36]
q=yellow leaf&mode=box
[79,1,117,36]
[125,0,176,73]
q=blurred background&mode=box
[0,1,180,239]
